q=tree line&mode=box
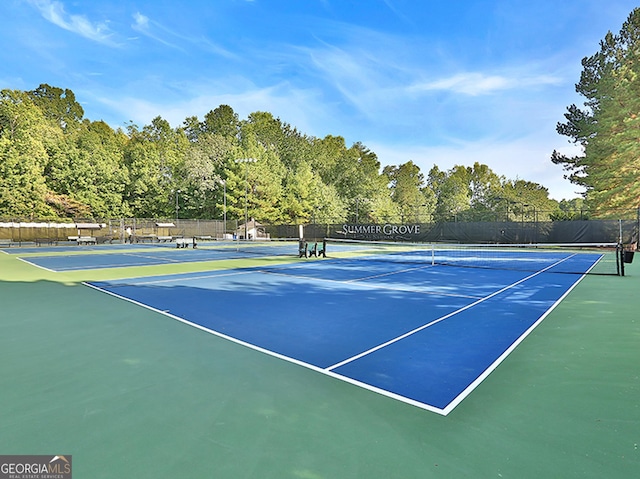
[0,85,581,225]
[5,11,640,225]
[0,86,572,224]
[7,3,640,232]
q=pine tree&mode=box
[552,8,640,216]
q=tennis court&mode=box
[9,239,302,271]
[1,239,637,478]
[76,241,611,415]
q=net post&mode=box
[618,243,624,276]
[619,219,623,245]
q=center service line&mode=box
[325,254,577,372]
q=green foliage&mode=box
[27,83,84,132]
[45,120,131,218]
[499,180,558,222]
[384,161,430,222]
[203,105,240,139]
[122,116,190,218]
[427,165,470,222]
[420,164,558,223]
[551,198,589,220]
[553,8,640,217]
[181,133,238,219]
[0,85,569,223]
[0,89,56,218]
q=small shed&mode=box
[73,222,104,244]
[155,222,177,241]
[235,219,269,240]
[75,222,103,237]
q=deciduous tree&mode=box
[0,89,56,218]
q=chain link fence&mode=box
[1,208,638,247]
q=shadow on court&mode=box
[1,253,638,479]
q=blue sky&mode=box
[2,0,638,200]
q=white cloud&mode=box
[131,11,181,49]
[27,0,116,45]
[381,0,413,24]
[409,72,563,96]
[300,29,565,129]
[131,11,235,57]
[132,12,149,30]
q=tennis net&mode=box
[226,237,302,256]
[133,236,302,257]
[323,238,622,275]
[195,237,302,257]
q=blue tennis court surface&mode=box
[19,248,246,270]
[87,253,598,415]
[9,242,299,271]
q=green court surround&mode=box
[0,250,638,478]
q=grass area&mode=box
[0,249,638,478]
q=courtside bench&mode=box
[176,237,197,248]
[97,235,114,244]
[130,235,156,243]
[76,236,97,245]
[35,238,56,246]
[300,240,326,258]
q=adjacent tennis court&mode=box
[82,241,611,414]
[11,239,301,271]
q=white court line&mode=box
[342,263,437,283]
[110,269,257,286]
[15,252,169,271]
[16,256,58,273]
[82,280,447,415]
[84,252,587,416]
[259,268,481,300]
[21,257,165,272]
[325,254,578,372]
[441,250,606,414]
[441,267,591,415]
[18,249,229,272]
